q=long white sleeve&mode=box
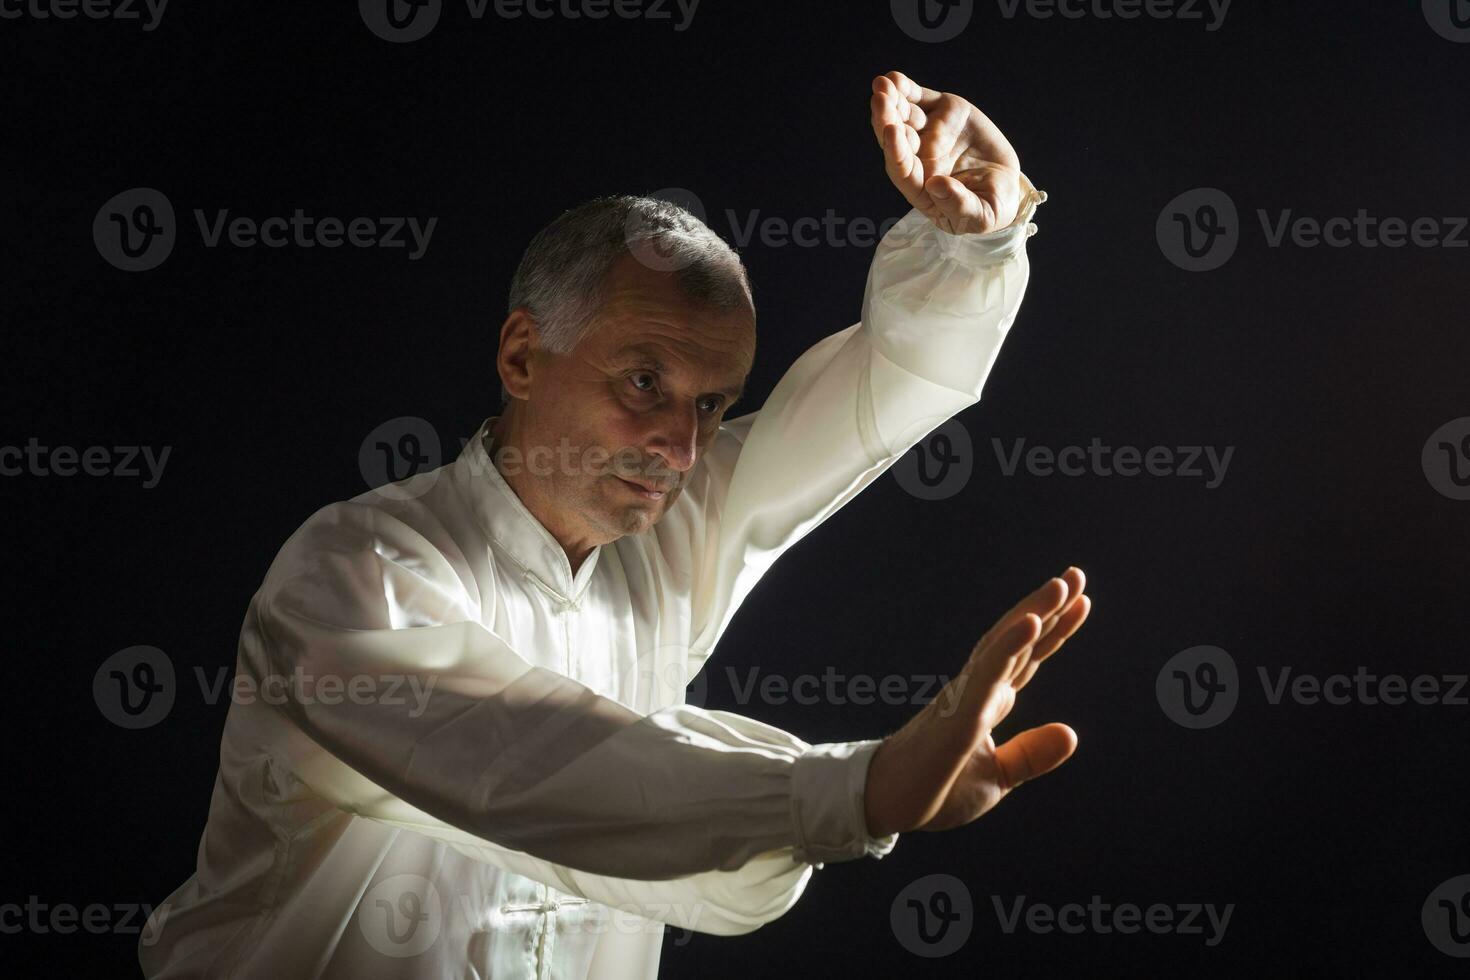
[233,180,1040,938]
[141,183,1045,979]
[669,174,1044,661]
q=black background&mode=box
[5,0,1469,976]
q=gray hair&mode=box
[500,195,754,405]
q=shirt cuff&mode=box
[922,169,1048,267]
[790,739,900,868]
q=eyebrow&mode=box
[619,345,748,402]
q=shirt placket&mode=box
[499,882,591,980]
[524,572,581,676]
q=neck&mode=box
[484,408,598,576]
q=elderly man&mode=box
[140,71,1091,979]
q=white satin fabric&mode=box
[139,186,1041,979]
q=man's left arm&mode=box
[669,72,1047,659]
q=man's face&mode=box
[513,252,755,546]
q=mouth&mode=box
[615,476,670,501]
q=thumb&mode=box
[924,175,987,233]
[993,723,1078,790]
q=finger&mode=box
[873,77,930,132]
[1035,567,1085,636]
[881,123,927,209]
[963,167,1024,233]
[1060,566,1086,603]
[868,77,903,146]
[977,574,1073,653]
[989,567,1086,651]
[993,723,1078,791]
[1013,594,1090,691]
[882,70,945,110]
[925,175,992,234]
[961,613,1040,722]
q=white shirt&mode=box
[139,186,1042,980]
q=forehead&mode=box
[587,253,755,379]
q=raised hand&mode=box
[864,568,1090,837]
[869,70,1026,235]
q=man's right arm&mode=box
[239,500,894,932]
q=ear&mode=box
[496,308,541,401]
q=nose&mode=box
[645,400,699,477]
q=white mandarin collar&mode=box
[450,416,603,607]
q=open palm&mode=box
[864,569,1091,837]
